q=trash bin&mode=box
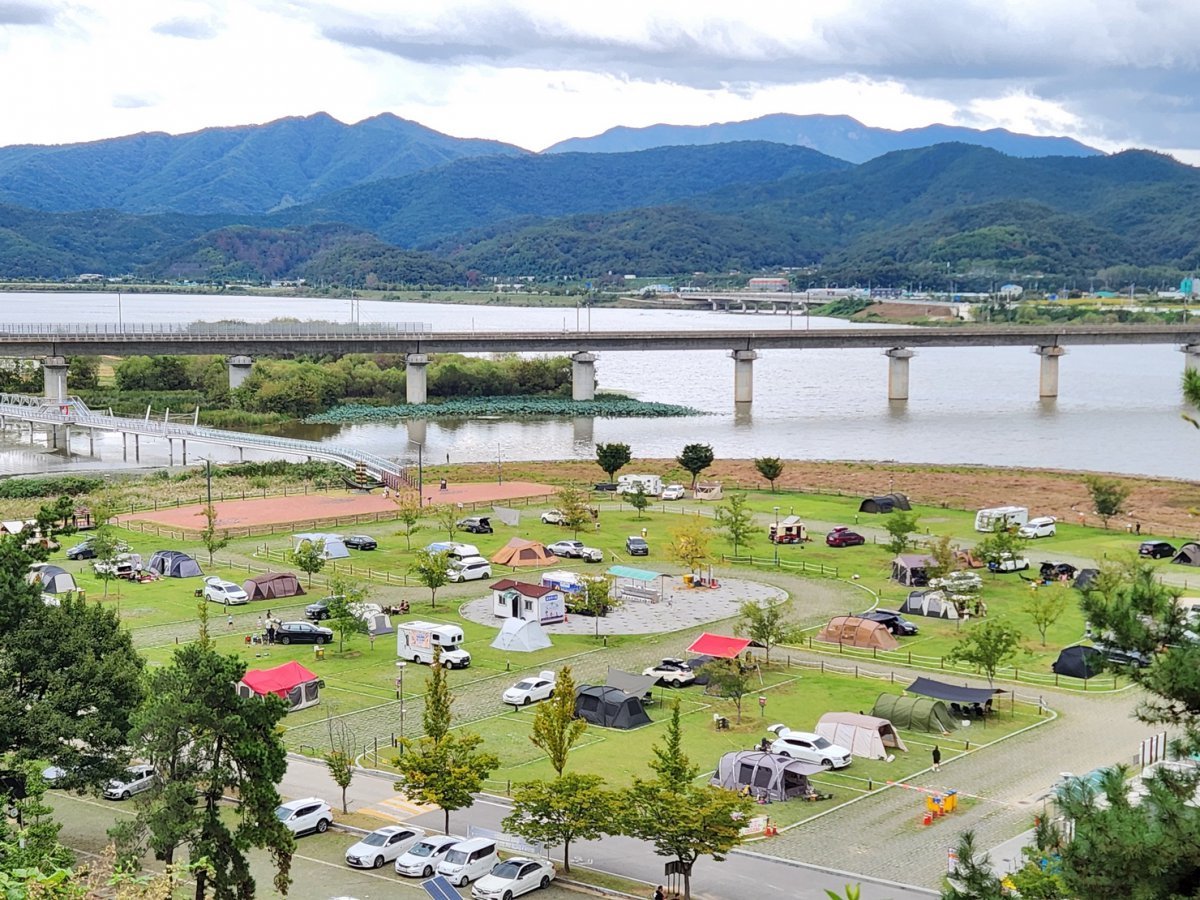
[683,574,694,587]
[77,590,86,602]
[314,647,325,661]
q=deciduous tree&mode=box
[753,457,784,492]
[947,618,1024,686]
[668,518,711,575]
[1023,584,1069,646]
[1083,475,1130,528]
[573,575,618,638]
[736,600,799,666]
[556,485,591,537]
[529,666,586,776]
[393,492,422,549]
[626,484,651,519]
[705,659,751,723]
[713,493,755,556]
[676,443,714,490]
[595,442,632,482]
[434,505,459,541]
[325,576,370,653]
[289,537,326,586]
[504,774,616,874]
[883,510,920,555]
[409,549,450,609]
[196,503,229,566]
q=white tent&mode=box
[815,712,908,761]
[293,532,349,560]
[491,618,552,652]
[901,590,959,619]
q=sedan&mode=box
[345,825,425,869]
[471,857,555,900]
[344,535,377,551]
[858,610,919,636]
[275,621,333,645]
[643,658,696,687]
[547,540,585,558]
[540,510,566,525]
[395,835,464,878]
[203,576,249,605]
[826,527,866,547]
[767,725,852,769]
[275,797,332,836]
[67,539,129,560]
[104,764,156,800]
[502,673,555,706]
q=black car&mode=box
[626,536,649,556]
[1039,561,1078,580]
[66,542,97,560]
[344,535,377,550]
[858,609,919,636]
[304,597,332,621]
[275,621,333,645]
[1138,540,1176,559]
[1093,642,1153,668]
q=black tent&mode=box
[1052,645,1103,680]
[906,677,1001,705]
[148,550,203,578]
[574,684,650,729]
[1072,568,1099,590]
[859,493,912,514]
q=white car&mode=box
[767,725,852,769]
[203,576,248,605]
[540,510,565,525]
[661,484,685,500]
[503,671,556,706]
[395,834,464,878]
[547,540,586,558]
[448,556,492,582]
[989,553,1030,573]
[579,546,604,563]
[471,857,556,899]
[275,797,333,836]
[345,825,425,869]
[643,658,696,687]
[1018,516,1057,539]
[104,764,156,800]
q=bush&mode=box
[0,475,104,499]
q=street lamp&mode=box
[773,506,780,566]
[395,661,407,741]
[408,442,423,505]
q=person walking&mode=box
[932,745,942,771]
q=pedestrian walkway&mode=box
[359,794,439,823]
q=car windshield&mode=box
[362,831,389,846]
[492,861,524,878]
[444,849,468,865]
[812,737,833,749]
[274,807,292,822]
[514,681,535,690]
[409,842,437,857]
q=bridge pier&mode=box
[182,439,187,465]
[1035,345,1065,398]
[1181,344,1200,375]
[571,352,597,402]
[228,355,254,390]
[731,349,758,404]
[406,354,429,405]
[43,356,68,401]
[885,348,915,401]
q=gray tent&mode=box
[901,590,959,619]
[892,554,936,587]
[1172,543,1200,566]
[605,668,657,701]
[243,572,305,600]
[575,684,650,729]
[859,493,912,514]
[710,751,823,802]
[871,693,958,733]
[148,550,203,578]
[30,564,77,594]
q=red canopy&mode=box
[241,661,318,698]
[686,632,753,658]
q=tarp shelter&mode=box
[608,565,663,601]
[906,677,1001,708]
[1053,645,1104,679]
[858,493,912,514]
[892,554,936,587]
[293,533,349,560]
[238,661,321,712]
[871,693,958,733]
[147,550,203,578]
[574,684,650,729]
[816,712,908,760]
[242,572,305,600]
[694,482,723,501]
[687,633,755,658]
[815,616,899,651]
[490,617,552,652]
[490,579,565,624]
[605,668,657,700]
[901,590,959,619]
[491,538,555,568]
[1173,543,1200,566]
[710,751,823,802]
[30,564,77,594]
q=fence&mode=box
[722,553,839,578]
[254,545,412,586]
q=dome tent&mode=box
[29,563,77,594]
[710,751,823,802]
[491,617,552,653]
[871,693,957,734]
[574,684,650,729]
[147,550,203,578]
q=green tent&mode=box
[871,693,958,734]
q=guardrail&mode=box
[0,321,432,336]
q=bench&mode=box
[620,586,659,602]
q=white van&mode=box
[396,621,472,668]
[1018,516,1057,539]
[974,506,1029,533]
[436,836,498,886]
[448,556,492,582]
[616,474,664,496]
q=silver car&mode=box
[104,764,156,800]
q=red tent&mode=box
[239,661,321,711]
[686,632,754,659]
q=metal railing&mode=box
[0,321,432,337]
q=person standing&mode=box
[654,887,665,900]
[267,622,276,645]
[932,745,942,771]
[226,611,234,629]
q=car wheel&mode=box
[821,758,833,769]
[422,865,433,877]
[668,680,681,688]
[523,696,532,706]
[316,635,327,645]
[316,818,329,833]
[121,790,131,800]
[413,655,421,664]
[547,689,554,698]
[540,875,550,889]
[280,636,291,645]
[503,892,513,900]
[373,856,384,869]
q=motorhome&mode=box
[616,474,663,496]
[974,506,1029,533]
[396,621,471,668]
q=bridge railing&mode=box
[0,321,433,337]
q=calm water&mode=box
[0,292,1194,479]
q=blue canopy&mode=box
[607,565,660,582]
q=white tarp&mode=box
[491,506,521,527]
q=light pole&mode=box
[497,443,503,485]
[773,506,780,566]
[395,661,407,741]
[408,442,423,505]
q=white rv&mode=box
[974,506,1029,533]
[616,474,663,496]
[396,621,471,668]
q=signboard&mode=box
[739,815,769,836]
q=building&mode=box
[748,277,790,292]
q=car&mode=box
[502,671,556,706]
[1092,642,1153,668]
[987,553,1030,573]
[104,764,156,800]
[547,540,586,558]
[578,546,604,563]
[661,484,686,501]
[448,556,492,582]
[1018,516,1057,539]
[275,621,333,645]
[643,658,696,687]
[625,536,649,556]
[826,527,866,547]
[345,824,426,869]
[857,609,919,636]
[457,516,494,534]
[344,535,378,550]
[1039,561,1078,580]
[540,510,566,525]
[66,538,130,560]
[305,595,340,621]
[395,834,464,878]
[275,797,332,836]
[203,576,249,605]
[1139,540,1176,559]
[767,725,852,769]
[471,857,556,899]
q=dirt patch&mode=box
[852,302,961,322]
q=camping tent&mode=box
[871,693,958,733]
[901,590,959,619]
[815,712,907,760]
[1173,543,1200,566]
[815,616,900,651]
[491,617,552,652]
[293,533,349,560]
[710,751,822,802]
[1052,645,1103,679]
[574,684,650,729]
[1072,568,1099,590]
[858,493,912,514]
[242,572,305,601]
[605,668,657,700]
[892,554,936,587]
[147,550,203,578]
[491,538,555,568]
[30,564,77,594]
[238,661,321,712]
[906,677,1002,718]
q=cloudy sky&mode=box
[2,0,1198,162]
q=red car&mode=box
[826,527,866,547]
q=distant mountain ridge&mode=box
[544,113,1100,163]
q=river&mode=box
[0,292,1194,479]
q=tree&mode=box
[595,442,632,482]
[556,485,591,537]
[942,830,1006,900]
[705,658,751,723]
[393,492,422,549]
[423,647,454,746]
[713,493,755,556]
[883,510,920,554]
[409,549,450,609]
[504,774,616,874]
[1023,584,1070,646]
[88,523,125,600]
[736,599,800,666]
[196,503,229,566]
[573,575,618,638]
[754,456,784,492]
[626,484,651,519]
[434,505,459,541]
[1084,474,1130,528]
[325,576,369,653]
[947,618,1024,686]
[668,518,711,576]
[974,522,1028,567]
[925,534,956,581]
[290,537,326,586]
[324,716,357,814]
[529,666,587,776]
[676,443,714,490]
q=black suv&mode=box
[304,595,342,621]
[625,536,649,556]
[1138,540,1176,559]
[858,609,919,636]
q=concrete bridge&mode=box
[5,322,1200,405]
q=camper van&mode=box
[396,621,472,668]
[1018,516,1057,539]
[616,474,663,496]
[974,506,1029,533]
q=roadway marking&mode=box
[359,795,440,821]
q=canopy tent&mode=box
[605,668,657,699]
[816,616,900,651]
[710,751,822,802]
[815,712,908,760]
[30,564,77,594]
[490,617,552,653]
[901,590,959,619]
[892,554,936,587]
[607,565,660,581]
[906,677,1001,706]
[147,550,203,578]
[242,572,305,601]
[238,661,321,712]
[1052,645,1103,680]
[491,538,555,568]
[1173,543,1200,566]
[871,693,958,733]
[574,684,650,729]
[293,533,349,560]
[687,633,755,659]
[858,493,912,514]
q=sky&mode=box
[2,0,1199,163]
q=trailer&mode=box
[974,506,1029,533]
[616,474,663,496]
[768,516,809,544]
[395,620,472,668]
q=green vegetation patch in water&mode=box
[304,394,703,422]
